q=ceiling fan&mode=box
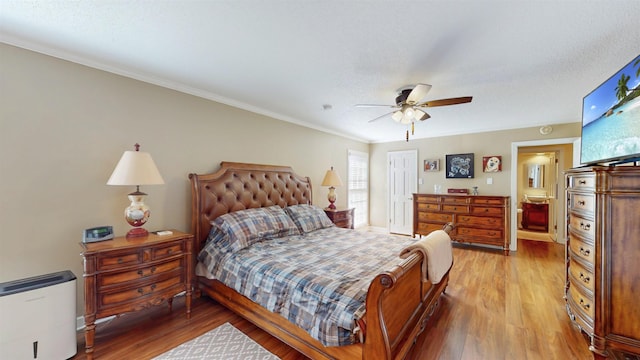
[356,84,472,140]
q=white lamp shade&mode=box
[107,150,165,186]
[321,167,343,187]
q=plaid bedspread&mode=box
[197,227,415,347]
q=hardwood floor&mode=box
[72,239,594,360]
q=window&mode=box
[348,149,369,227]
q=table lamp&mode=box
[107,143,164,238]
[321,166,343,210]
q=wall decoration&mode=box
[483,155,502,172]
[424,159,440,172]
[446,153,474,178]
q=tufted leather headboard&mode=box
[189,162,313,253]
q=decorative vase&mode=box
[472,186,479,196]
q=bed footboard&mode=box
[364,253,450,359]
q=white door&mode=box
[388,150,418,235]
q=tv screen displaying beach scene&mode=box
[581,54,640,165]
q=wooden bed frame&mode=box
[189,162,452,360]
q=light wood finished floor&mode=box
[72,239,595,360]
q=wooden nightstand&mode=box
[80,230,193,360]
[324,208,355,229]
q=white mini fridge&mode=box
[0,270,77,359]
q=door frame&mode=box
[510,137,579,252]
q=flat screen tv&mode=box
[581,54,640,165]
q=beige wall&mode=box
[1,43,582,320]
[0,44,368,316]
[368,124,581,227]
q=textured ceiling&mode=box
[2,1,639,143]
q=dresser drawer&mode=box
[419,212,453,222]
[569,193,595,214]
[458,214,503,227]
[569,174,596,190]
[442,204,470,213]
[456,227,502,239]
[98,259,183,287]
[568,215,595,239]
[568,258,594,292]
[99,271,184,308]
[442,196,469,204]
[417,202,440,211]
[471,197,504,205]
[417,222,446,234]
[415,195,438,203]
[568,284,595,321]
[470,206,503,216]
[330,211,352,222]
[568,234,595,264]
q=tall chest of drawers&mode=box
[413,194,510,255]
[565,166,640,358]
[81,230,194,359]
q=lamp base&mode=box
[126,227,149,238]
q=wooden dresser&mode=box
[324,207,355,229]
[565,166,640,358]
[413,194,510,255]
[81,230,193,359]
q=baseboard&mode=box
[76,315,116,331]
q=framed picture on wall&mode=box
[446,153,474,178]
[482,155,502,172]
[424,159,440,172]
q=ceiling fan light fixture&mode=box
[404,107,415,120]
[414,109,427,121]
[392,111,403,122]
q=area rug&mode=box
[152,322,280,360]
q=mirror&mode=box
[527,164,544,188]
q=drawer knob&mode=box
[137,288,144,294]
[579,222,591,231]
[579,247,591,257]
[579,272,590,284]
[577,200,586,206]
[137,270,143,276]
[578,180,586,185]
[579,298,590,310]
[118,258,124,264]
[151,266,156,273]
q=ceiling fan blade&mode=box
[355,104,397,108]
[418,96,472,107]
[368,111,396,123]
[406,84,432,105]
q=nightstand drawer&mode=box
[98,259,183,287]
[99,273,183,307]
[152,241,184,260]
[98,252,142,270]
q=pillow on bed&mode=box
[212,205,300,252]
[284,204,335,233]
